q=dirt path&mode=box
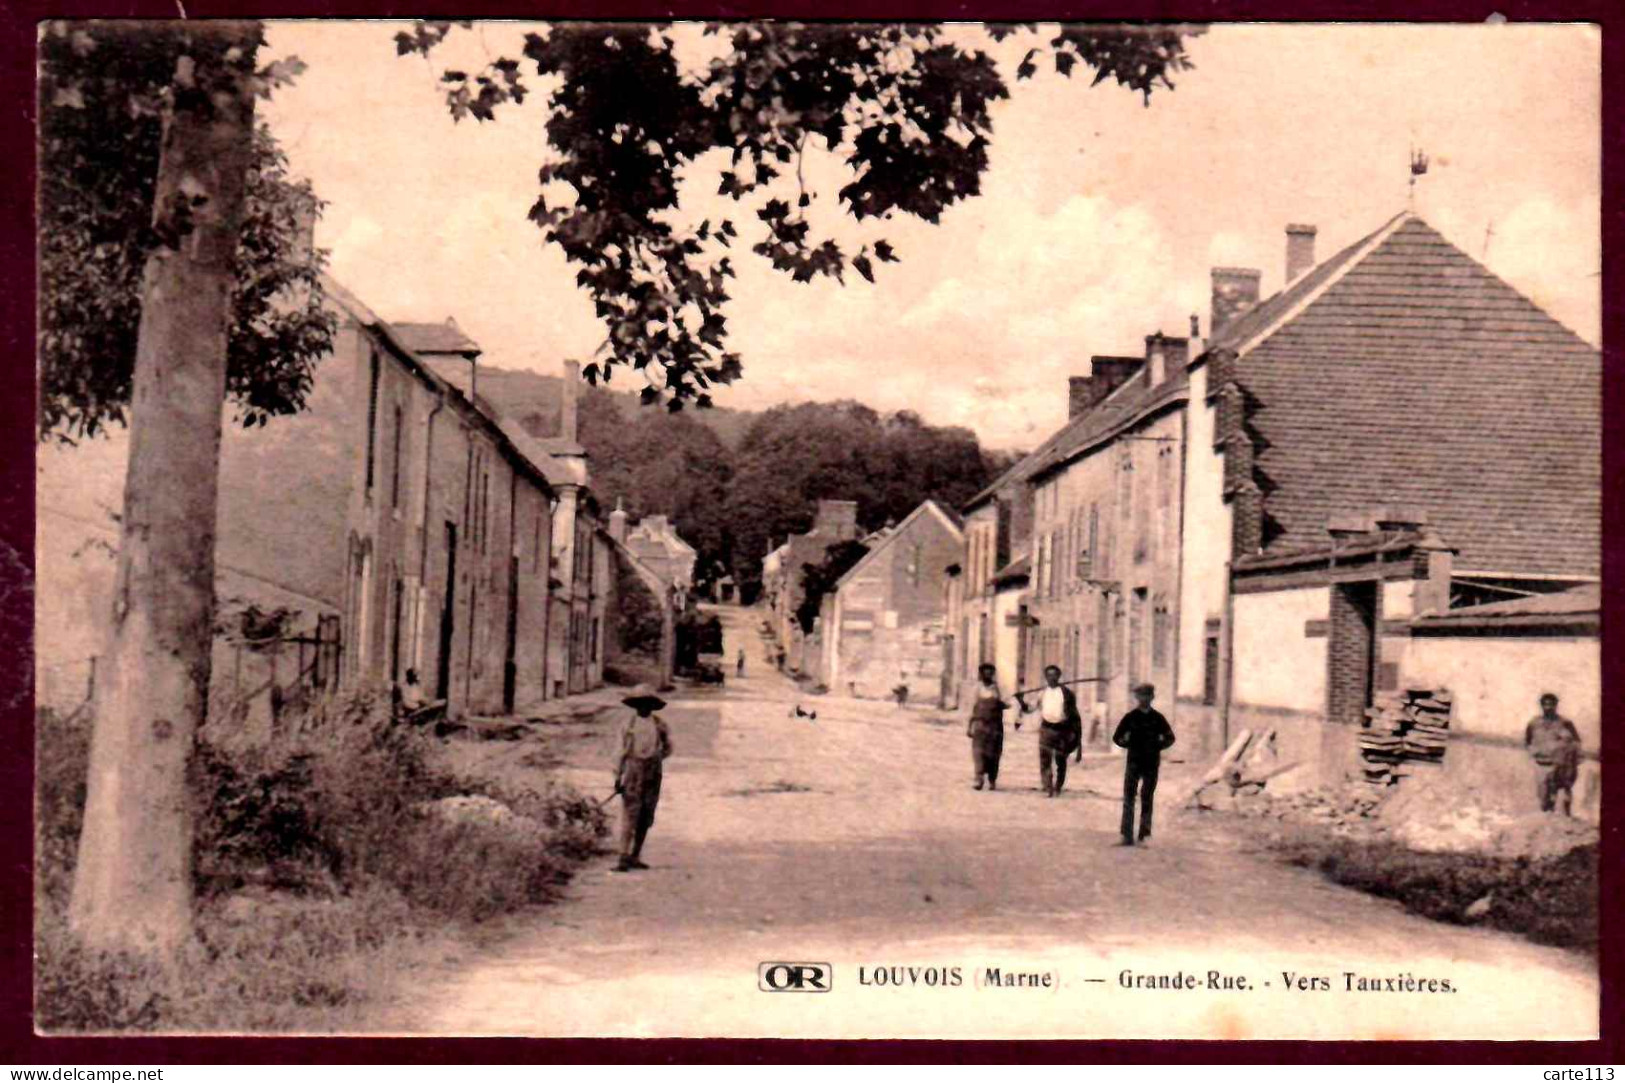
[390,606,1597,1040]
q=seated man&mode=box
[394,667,445,725]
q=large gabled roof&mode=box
[1232,213,1599,578]
[1207,212,1409,356]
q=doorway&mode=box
[1327,580,1379,726]
[436,521,458,700]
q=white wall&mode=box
[1232,586,1328,713]
[992,587,1024,694]
[1406,635,1600,748]
[1176,364,1233,701]
[1382,578,1415,618]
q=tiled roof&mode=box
[965,363,1185,508]
[992,554,1030,585]
[1412,583,1598,633]
[393,318,481,356]
[1236,215,1599,578]
[1030,368,1189,481]
[1209,212,1406,354]
[1427,582,1598,620]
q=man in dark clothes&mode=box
[1114,682,1176,845]
[1524,692,1582,815]
[1016,665,1083,797]
[966,663,1008,791]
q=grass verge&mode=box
[35,692,607,1032]
[1267,824,1598,954]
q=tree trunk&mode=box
[68,24,260,958]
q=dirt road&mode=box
[395,605,1597,1040]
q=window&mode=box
[1128,588,1147,684]
[1134,458,1151,564]
[365,349,381,493]
[390,405,404,509]
[1202,631,1220,706]
[1081,503,1098,580]
[1152,596,1170,671]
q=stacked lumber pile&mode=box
[1358,687,1453,785]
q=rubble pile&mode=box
[1358,687,1452,785]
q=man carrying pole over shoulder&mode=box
[1015,665,1083,797]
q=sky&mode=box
[262,21,1600,450]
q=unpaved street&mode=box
[395,605,1596,1040]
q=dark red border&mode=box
[2,1,1619,1065]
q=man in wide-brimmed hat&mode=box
[612,685,672,872]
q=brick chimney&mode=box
[1144,333,1188,387]
[560,359,580,444]
[1210,267,1262,339]
[813,499,859,541]
[1069,356,1144,418]
[1286,224,1317,283]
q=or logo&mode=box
[758,962,833,993]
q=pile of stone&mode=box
[1357,687,1452,785]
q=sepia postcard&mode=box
[31,19,1601,1042]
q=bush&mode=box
[35,690,609,1031]
[1274,830,1598,953]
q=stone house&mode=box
[1176,212,1600,787]
[1022,334,1195,749]
[35,276,651,730]
[943,350,1145,715]
[815,500,963,700]
[622,512,698,595]
[760,499,860,673]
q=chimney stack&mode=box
[1210,267,1262,339]
[813,499,859,542]
[1068,377,1098,419]
[1145,333,1188,387]
[1285,224,1317,284]
[1069,357,1145,418]
[609,499,628,544]
[561,359,580,444]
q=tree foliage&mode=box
[725,400,999,597]
[38,21,335,443]
[397,21,1201,408]
[796,538,870,635]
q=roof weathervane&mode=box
[1408,146,1429,206]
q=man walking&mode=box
[966,663,1008,791]
[1016,665,1083,797]
[1524,692,1582,815]
[1114,682,1176,845]
[612,685,673,872]
[736,648,746,678]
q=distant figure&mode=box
[394,667,444,726]
[736,649,746,678]
[966,663,1008,791]
[613,685,673,872]
[1015,665,1082,797]
[1113,682,1176,846]
[1524,692,1581,815]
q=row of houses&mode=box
[772,210,1600,814]
[37,274,680,734]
